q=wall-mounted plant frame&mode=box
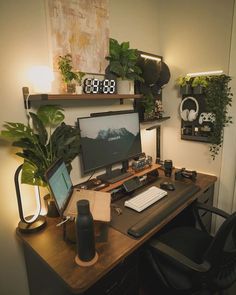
[134,51,171,122]
[179,74,233,159]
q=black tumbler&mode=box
[164,160,173,177]
[75,200,96,262]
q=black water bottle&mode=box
[75,199,96,262]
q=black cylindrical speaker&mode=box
[164,160,173,177]
[75,200,96,262]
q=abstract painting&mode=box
[46,0,109,74]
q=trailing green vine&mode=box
[205,74,233,159]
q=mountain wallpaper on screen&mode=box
[96,127,134,140]
[81,127,141,171]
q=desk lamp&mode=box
[15,165,47,233]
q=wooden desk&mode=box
[17,171,216,295]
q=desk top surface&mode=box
[17,170,216,294]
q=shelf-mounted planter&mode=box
[193,85,204,95]
[180,85,192,95]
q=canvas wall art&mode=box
[46,0,109,74]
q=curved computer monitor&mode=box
[77,111,142,183]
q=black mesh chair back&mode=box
[204,212,236,290]
[145,202,236,294]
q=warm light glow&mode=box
[23,186,41,223]
[186,70,223,77]
[140,54,162,62]
[27,66,54,93]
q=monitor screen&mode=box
[78,112,142,175]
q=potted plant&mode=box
[58,54,85,94]
[205,74,233,159]
[192,76,208,94]
[106,38,144,94]
[137,57,162,119]
[176,75,192,95]
[0,105,80,215]
[142,92,156,121]
[75,71,86,94]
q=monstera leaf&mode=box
[0,105,80,187]
[37,105,64,127]
[21,161,46,187]
[1,122,35,142]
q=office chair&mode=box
[145,201,236,295]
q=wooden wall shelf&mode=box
[22,87,142,108]
[29,93,142,101]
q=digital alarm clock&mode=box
[83,78,116,94]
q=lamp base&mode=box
[18,215,47,233]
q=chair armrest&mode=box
[195,201,230,219]
[149,239,210,273]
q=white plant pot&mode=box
[76,85,83,94]
[117,79,134,94]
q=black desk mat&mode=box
[110,177,200,238]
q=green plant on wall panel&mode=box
[205,74,233,159]
[176,75,192,87]
[0,105,80,187]
[192,76,208,88]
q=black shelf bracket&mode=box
[22,87,30,109]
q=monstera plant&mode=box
[1,105,80,188]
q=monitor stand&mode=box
[97,160,132,184]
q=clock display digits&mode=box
[92,79,100,93]
[102,79,110,94]
[109,80,116,94]
[83,78,116,94]
[84,78,93,94]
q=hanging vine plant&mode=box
[205,74,233,159]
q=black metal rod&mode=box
[156,126,161,160]
[14,165,25,222]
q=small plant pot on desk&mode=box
[44,194,60,218]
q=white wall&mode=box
[0,0,235,294]
[157,0,234,171]
[219,2,236,213]
[0,1,161,294]
[156,0,234,213]
[0,1,50,294]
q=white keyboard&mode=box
[124,186,167,212]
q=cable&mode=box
[86,171,95,182]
